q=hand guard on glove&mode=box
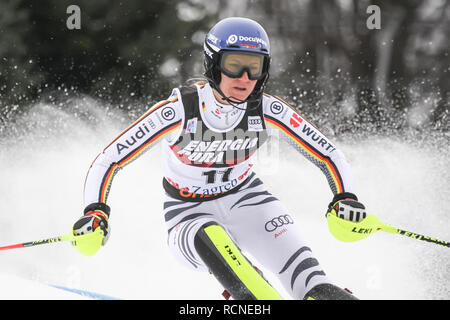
[73,202,111,246]
[328,192,366,222]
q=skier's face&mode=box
[217,71,257,104]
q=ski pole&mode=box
[0,228,104,256]
[327,211,450,248]
[379,223,450,248]
[0,234,72,251]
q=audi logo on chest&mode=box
[264,215,294,232]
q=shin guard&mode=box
[194,222,282,300]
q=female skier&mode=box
[73,17,367,300]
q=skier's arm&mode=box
[263,94,369,239]
[263,94,355,195]
[83,93,183,206]
[72,92,183,254]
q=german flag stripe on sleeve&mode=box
[103,97,178,152]
[264,115,344,194]
[98,120,182,202]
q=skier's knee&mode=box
[167,218,217,272]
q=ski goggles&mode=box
[219,51,267,80]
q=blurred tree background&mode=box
[0,0,448,137]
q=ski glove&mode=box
[73,202,111,245]
[327,192,367,222]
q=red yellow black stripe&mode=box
[264,115,344,194]
[103,97,178,151]
[99,120,182,202]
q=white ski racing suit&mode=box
[83,83,356,299]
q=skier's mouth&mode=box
[233,86,247,91]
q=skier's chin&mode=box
[226,88,250,103]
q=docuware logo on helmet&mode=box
[204,17,271,103]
